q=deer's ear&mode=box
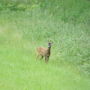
[48,39,53,43]
[47,38,53,43]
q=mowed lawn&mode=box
[0,11,90,90]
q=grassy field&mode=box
[0,0,90,90]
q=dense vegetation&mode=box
[0,0,90,90]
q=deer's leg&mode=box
[40,56,43,60]
[45,56,49,63]
[36,55,43,61]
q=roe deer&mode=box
[36,42,52,63]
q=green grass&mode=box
[0,10,90,90]
[0,0,90,90]
[0,46,90,90]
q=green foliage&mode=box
[0,0,90,23]
[0,9,90,75]
[0,0,90,90]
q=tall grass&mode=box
[0,0,90,90]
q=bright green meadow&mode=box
[0,0,90,90]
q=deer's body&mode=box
[36,43,52,63]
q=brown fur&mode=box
[36,43,52,63]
